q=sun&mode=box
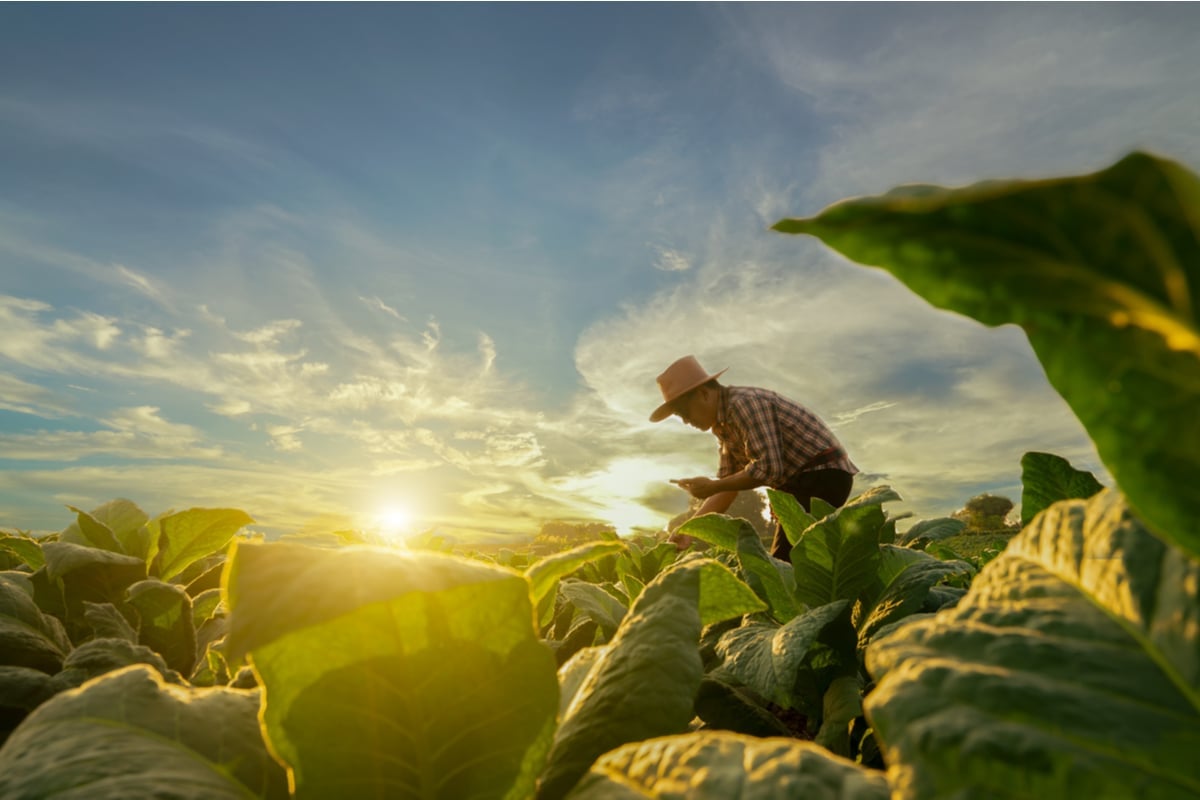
[375,505,413,540]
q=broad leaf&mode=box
[560,580,628,640]
[815,675,863,757]
[0,535,44,571]
[865,489,1200,799]
[767,489,818,546]
[791,496,893,609]
[1020,450,1105,525]
[693,559,770,625]
[151,508,252,581]
[692,676,794,738]
[224,540,559,800]
[896,517,966,547]
[0,573,70,673]
[41,541,147,641]
[539,561,711,799]
[674,514,740,551]
[527,541,628,613]
[52,637,182,691]
[127,579,196,674]
[566,731,890,799]
[856,547,974,651]
[776,152,1200,558]
[0,665,288,798]
[714,600,849,709]
[83,601,138,642]
[65,506,122,552]
[557,645,606,719]
[0,666,59,745]
[679,514,798,623]
[192,587,224,625]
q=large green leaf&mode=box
[559,580,628,640]
[713,600,849,710]
[775,152,1200,558]
[790,489,899,609]
[0,666,59,745]
[692,676,794,738]
[538,561,711,800]
[814,675,864,757]
[0,664,288,798]
[151,508,252,581]
[526,541,628,615]
[0,573,70,673]
[59,499,150,555]
[679,514,799,623]
[766,488,817,546]
[855,546,974,651]
[692,558,770,625]
[40,541,147,642]
[865,489,1200,799]
[895,517,966,548]
[224,540,559,800]
[64,506,122,552]
[52,637,183,691]
[565,731,890,799]
[0,535,44,571]
[127,579,196,674]
[1020,450,1105,526]
[82,601,138,642]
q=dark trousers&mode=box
[770,469,854,561]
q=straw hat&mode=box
[649,355,728,422]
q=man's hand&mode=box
[671,476,719,499]
[667,531,694,551]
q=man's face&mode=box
[674,386,716,431]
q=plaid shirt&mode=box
[713,385,858,487]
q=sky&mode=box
[2,3,1199,542]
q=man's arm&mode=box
[672,467,762,500]
[694,489,738,516]
[668,468,763,550]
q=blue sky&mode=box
[2,4,1198,540]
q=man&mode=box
[650,355,858,561]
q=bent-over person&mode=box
[651,355,858,561]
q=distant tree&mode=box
[531,520,617,553]
[953,494,1016,533]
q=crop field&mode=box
[1,153,1197,799]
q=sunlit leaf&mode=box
[225,540,558,800]
[0,665,288,798]
[776,152,1200,558]
[151,508,253,581]
[865,489,1200,799]
[566,731,890,799]
[1020,450,1105,526]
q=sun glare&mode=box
[376,505,413,540]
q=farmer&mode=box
[651,355,858,561]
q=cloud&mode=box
[733,5,1200,204]
[0,373,76,418]
[361,295,405,320]
[653,246,692,272]
[0,406,223,463]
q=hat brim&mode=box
[649,367,727,422]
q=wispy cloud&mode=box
[652,246,692,272]
[0,406,223,462]
[361,295,405,320]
